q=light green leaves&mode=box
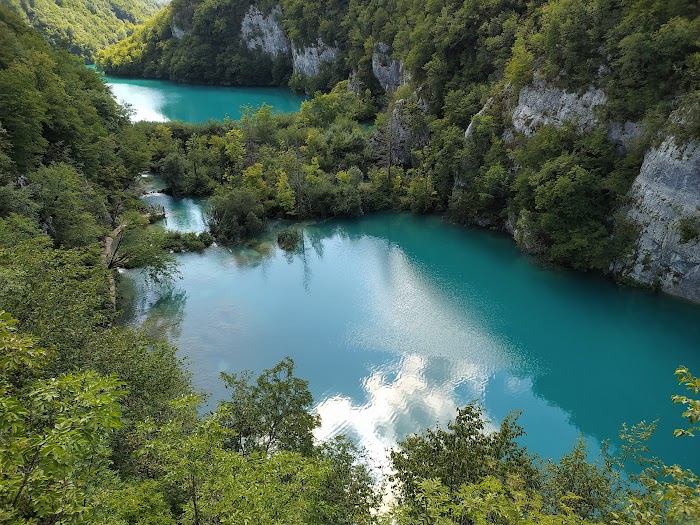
[672,366,700,437]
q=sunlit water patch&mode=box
[100,73,308,123]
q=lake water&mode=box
[121,184,700,475]
[99,72,308,123]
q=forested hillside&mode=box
[1,4,700,524]
[3,0,165,61]
[98,0,700,301]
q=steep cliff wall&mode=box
[372,42,406,92]
[503,80,700,301]
[618,138,700,302]
[510,79,606,136]
[240,5,290,58]
[292,39,338,77]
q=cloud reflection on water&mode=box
[314,237,587,480]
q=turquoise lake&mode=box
[100,73,307,123]
[108,75,700,475]
[122,186,700,475]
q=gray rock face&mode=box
[607,120,643,153]
[372,42,406,92]
[170,0,197,39]
[618,138,700,302]
[171,24,186,39]
[240,6,290,58]
[464,98,493,141]
[292,39,338,77]
[511,79,606,136]
[370,97,429,165]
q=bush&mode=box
[678,215,700,244]
[277,228,302,251]
[163,231,214,253]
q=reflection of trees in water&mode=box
[305,226,326,259]
[230,241,275,269]
[216,218,388,292]
[142,287,187,343]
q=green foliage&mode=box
[392,476,601,525]
[506,126,637,270]
[672,366,700,437]
[0,236,112,361]
[677,215,700,244]
[275,171,297,216]
[207,186,266,244]
[219,357,320,456]
[136,395,330,525]
[313,436,381,525]
[390,404,539,510]
[278,228,302,250]
[162,231,214,253]
[5,0,162,61]
[106,211,178,285]
[0,313,125,524]
[30,163,105,248]
[541,439,618,521]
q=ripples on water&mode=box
[122,183,700,481]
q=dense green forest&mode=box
[98,0,700,124]
[96,0,700,274]
[1,1,700,524]
[3,0,165,61]
[133,88,639,271]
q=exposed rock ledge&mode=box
[617,138,700,302]
[372,42,407,92]
[510,79,606,136]
[240,5,290,58]
[292,39,338,77]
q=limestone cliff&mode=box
[504,80,700,301]
[169,0,197,40]
[618,138,700,302]
[510,79,606,137]
[240,5,290,58]
[372,42,407,92]
[371,97,429,166]
[292,39,338,77]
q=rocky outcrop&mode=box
[464,98,493,141]
[607,120,643,153]
[292,39,338,77]
[371,97,429,166]
[170,0,197,40]
[617,138,700,302]
[510,79,606,137]
[372,42,406,92]
[171,24,186,39]
[240,5,290,58]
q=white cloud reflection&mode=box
[313,239,586,484]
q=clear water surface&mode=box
[97,71,308,123]
[122,185,700,475]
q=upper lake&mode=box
[99,72,308,122]
[121,184,700,475]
